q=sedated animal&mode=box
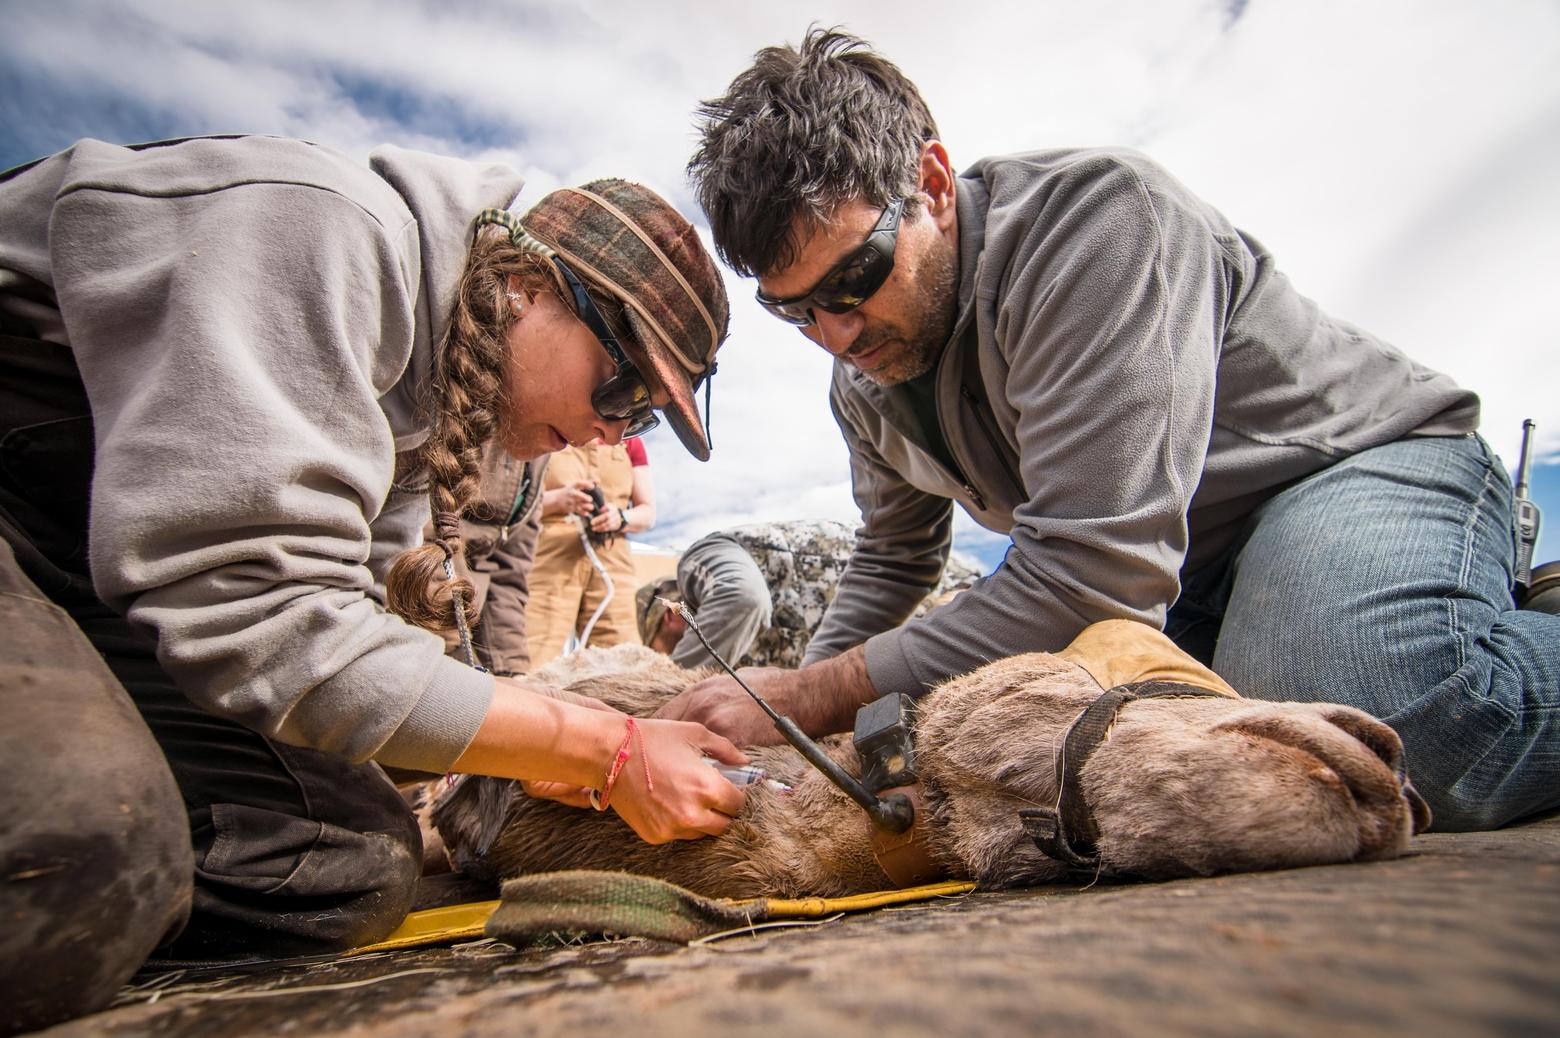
[432,625,1430,900]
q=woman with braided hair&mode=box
[0,136,738,1034]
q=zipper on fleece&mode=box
[865,369,987,513]
[916,424,986,513]
[959,385,1026,500]
[925,415,986,514]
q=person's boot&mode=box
[1520,561,1560,614]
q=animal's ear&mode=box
[471,777,520,856]
[434,775,519,862]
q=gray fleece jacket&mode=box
[802,148,1479,695]
[0,136,524,771]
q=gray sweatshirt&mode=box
[0,136,524,771]
[802,148,1479,695]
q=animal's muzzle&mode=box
[1318,705,1434,835]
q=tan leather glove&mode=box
[1056,619,1239,698]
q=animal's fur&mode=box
[433,644,1426,899]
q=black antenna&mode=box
[666,598,913,833]
[1515,420,1536,495]
[1514,419,1542,588]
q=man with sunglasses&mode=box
[659,28,1560,833]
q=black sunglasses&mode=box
[551,256,660,438]
[755,197,905,326]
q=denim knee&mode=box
[1212,436,1560,831]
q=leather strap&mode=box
[870,785,945,888]
[1019,681,1226,876]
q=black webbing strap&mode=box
[1018,680,1227,875]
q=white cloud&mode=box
[4,0,1556,562]
[1136,0,1560,469]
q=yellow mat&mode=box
[347,879,977,956]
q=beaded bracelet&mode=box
[589,717,653,811]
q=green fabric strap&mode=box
[485,870,764,945]
[474,207,555,258]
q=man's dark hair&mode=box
[688,27,940,278]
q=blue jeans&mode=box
[1167,434,1560,831]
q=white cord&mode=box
[567,515,614,654]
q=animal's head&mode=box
[919,653,1430,888]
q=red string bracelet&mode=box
[591,717,652,812]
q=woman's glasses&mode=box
[551,257,660,437]
[755,198,904,327]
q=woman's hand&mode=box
[589,505,628,536]
[541,480,597,518]
[527,684,614,712]
[603,717,749,843]
[452,678,748,843]
[526,717,750,835]
[520,684,620,807]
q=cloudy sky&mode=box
[4,0,1557,568]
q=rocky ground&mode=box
[36,812,1560,1037]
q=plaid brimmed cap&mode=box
[522,180,730,461]
[635,577,682,643]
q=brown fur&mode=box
[432,645,1425,898]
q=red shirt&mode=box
[625,437,648,467]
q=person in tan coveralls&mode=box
[527,438,656,664]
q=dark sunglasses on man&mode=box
[755,197,905,326]
[552,256,661,437]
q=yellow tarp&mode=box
[347,879,978,956]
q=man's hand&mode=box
[652,645,879,746]
[653,666,800,746]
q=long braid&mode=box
[385,228,557,634]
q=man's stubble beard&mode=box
[853,236,960,387]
